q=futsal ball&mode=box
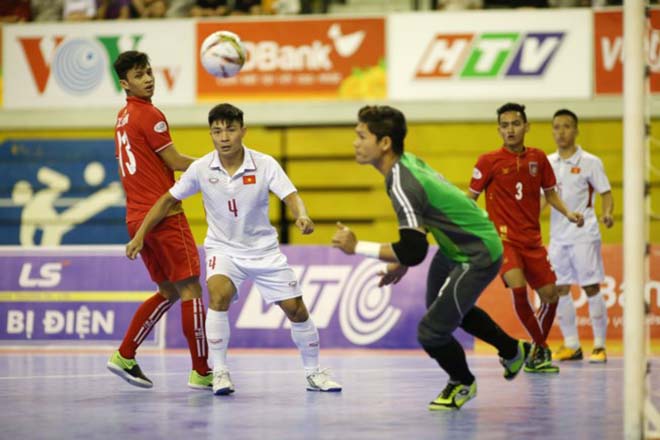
[200,31,247,78]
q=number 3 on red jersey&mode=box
[117,131,137,177]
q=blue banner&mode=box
[0,139,127,245]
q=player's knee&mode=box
[175,276,203,301]
[584,284,600,297]
[557,285,571,297]
[538,285,559,304]
[280,297,309,323]
[417,320,451,347]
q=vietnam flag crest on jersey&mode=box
[243,175,256,185]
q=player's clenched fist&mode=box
[295,216,314,235]
[126,238,144,260]
[331,221,357,254]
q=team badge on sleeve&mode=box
[154,121,167,133]
[472,168,482,179]
[529,162,538,176]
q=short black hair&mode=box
[113,51,150,80]
[497,102,527,123]
[357,105,407,155]
[553,108,578,127]
[208,103,244,127]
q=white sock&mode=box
[290,318,320,375]
[205,309,230,371]
[588,293,607,348]
[557,294,580,349]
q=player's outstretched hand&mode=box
[378,263,408,287]
[126,238,144,260]
[601,214,614,228]
[296,216,314,235]
[331,221,357,254]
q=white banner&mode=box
[388,9,592,101]
[3,20,195,109]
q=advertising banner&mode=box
[2,20,195,109]
[2,245,656,349]
[0,246,469,349]
[196,18,386,101]
[388,10,592,100]
[0,139,127,246]
[0,248,160,346]
[478,244,660,343]
[594,8,660,95]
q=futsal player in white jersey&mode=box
[546,109,614,363]
[126,103,342,395]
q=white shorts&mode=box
[548,241,605,287]
[205,250,302,304]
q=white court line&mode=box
[0,366,625,381]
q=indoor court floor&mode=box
[1,349,658,440]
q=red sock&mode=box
[181,298,210,375]
[119,292,172,359]
[537,301,558,340]
[511,287,546,347]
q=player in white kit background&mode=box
[126,103,342,395]
[545,109,614,364]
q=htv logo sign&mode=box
[415,32,564,79]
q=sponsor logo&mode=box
[415,32,565,79]
[18,262,65,288]
[235,260,401,345]
[18,34,179,96]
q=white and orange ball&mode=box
[200,30,247,78]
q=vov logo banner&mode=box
[388,9,592,100]
[2,20,195,108]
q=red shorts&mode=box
[500,242,556,290]
[127,213,200,284]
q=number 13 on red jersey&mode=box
[117,131,137,177]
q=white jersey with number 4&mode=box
[548,146,611,245]
[169,146,296,257]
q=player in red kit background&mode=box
[468,103,583,373]
[106,51,212,390]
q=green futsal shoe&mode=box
[107,350,153,388]
[501,340,532,380]
[428,380,477,411]
[188,370,213,390]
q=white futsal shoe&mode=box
[212,369,235,396]
[306,368,342,392]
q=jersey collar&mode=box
[500,146,527,156]
[126,96,152,106]
[209,145,257,176]
[554,145,583,165]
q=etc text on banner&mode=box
[594,8,660,95]
[196,18,386,101]
[2,20,195,109]
[388,9,592,101]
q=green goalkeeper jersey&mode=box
[385,152,502,266]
